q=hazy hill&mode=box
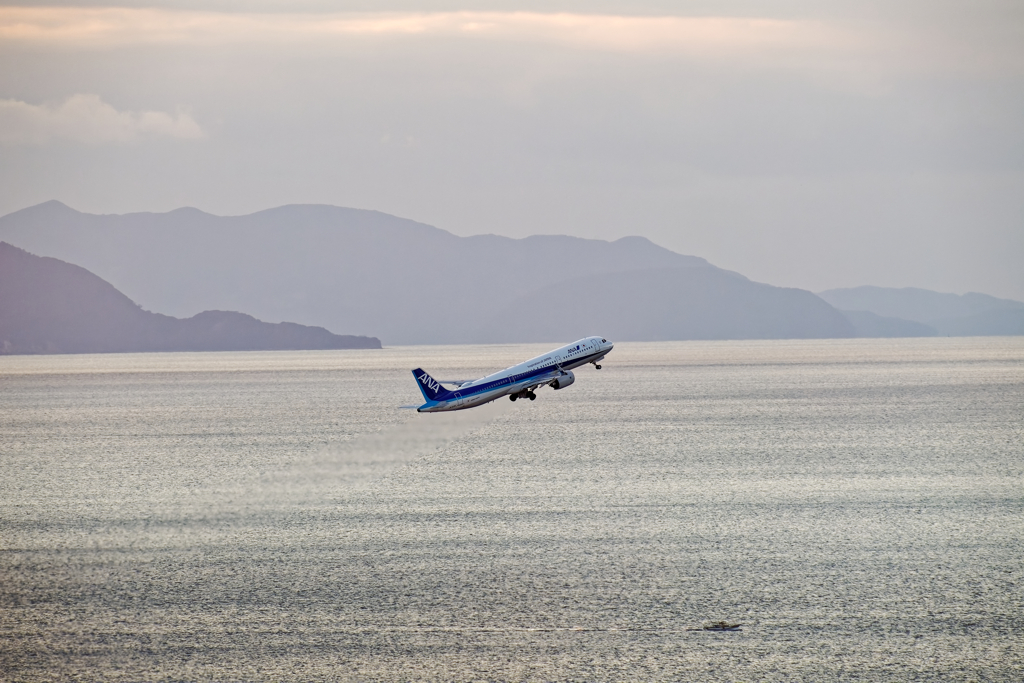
[2,201,860,344]
[0,242,380,354]
[473,267,855,342]
[819,286,1024,336]
[0,201,714,345]
[837,310,937,338]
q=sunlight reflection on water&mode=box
[1,338,1022,680]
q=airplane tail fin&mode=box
[412,368,446,402]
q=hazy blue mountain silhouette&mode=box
[0,202,718,344]
[819,286,1024,336]
[0,242,380,354]
[473,267,854,342]
[3,201,862,344]
[837,310,937,338]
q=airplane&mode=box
[411,336,614,412]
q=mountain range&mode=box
[1,201,1020,348]
[0,201,853,345]
[818,286,1024,337]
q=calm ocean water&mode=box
[1,338,1022,681]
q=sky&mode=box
[1,0,1022,299]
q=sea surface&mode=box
[1,338,1022,681]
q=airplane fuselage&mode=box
[412,336,613,412]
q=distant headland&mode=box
[0,241,381,355]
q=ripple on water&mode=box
[1,338,1022,680]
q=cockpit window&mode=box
[601,338,607,343]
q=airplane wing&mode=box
[509,370,562,393]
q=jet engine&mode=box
[550,371,575,390]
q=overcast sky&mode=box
[2,0,1022,299]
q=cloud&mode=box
[0,94,204,145]
[0,7,845,55]
[2,6,1018,84]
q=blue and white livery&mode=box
[411,337,614,412]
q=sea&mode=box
[1,338,1022,682]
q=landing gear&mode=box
[511,391,536,402]
[509,394,517,402]
[528,392,536,400]
[595,364,602,369]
